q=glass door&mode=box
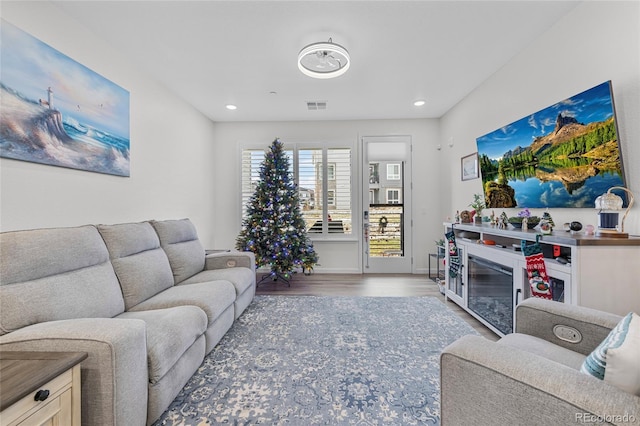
[362,136,412,273]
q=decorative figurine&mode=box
[539,216,552,235]
[499,212,509,229]
[541,209,555,231]
[460,210,472,223]
[585,224,595,236]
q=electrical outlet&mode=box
[553,325,582,343]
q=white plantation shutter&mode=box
[241,146,351,236]
[328,148,352,234]
[241,149,265,218]
[298,149,323,231]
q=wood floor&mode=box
[255,272,500,341]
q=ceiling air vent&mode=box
[307,101,327,110]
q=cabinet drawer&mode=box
[18,388,71,426]
[1,369,72,426]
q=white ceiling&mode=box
[52,1,580,123]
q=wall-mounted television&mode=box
[476,81,626,208]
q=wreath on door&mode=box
[378,216,388,233]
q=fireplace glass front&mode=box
[467,255,514,335]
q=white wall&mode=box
[4,1,636,274]
[212,119,441,273]
[440,1,640,236]
[0,2,219,245]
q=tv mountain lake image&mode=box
[0,20,130,177]
[476,82,625,209]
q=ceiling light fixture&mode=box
[414,100,426,107]
[298,38,350,79]
[225,104,237,110]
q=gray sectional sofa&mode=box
[0,218,256,425]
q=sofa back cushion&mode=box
[0,225,125,335]
[150,219,205,284]
[97,222,175,310]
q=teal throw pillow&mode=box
[580,312,640,396]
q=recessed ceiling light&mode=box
[413,100,426,107]
[226,104,237,110]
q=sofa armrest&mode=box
[0,318,148,426]
[515,298,622,355]
[441,335,640,425]
[205,250,255,273]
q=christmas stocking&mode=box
[521,236,553,300]
[445,231,460,278]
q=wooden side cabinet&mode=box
[0,352,87,426]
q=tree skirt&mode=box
[154,295,479,425]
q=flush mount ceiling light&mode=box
[413,100,426,107]
[298,38,350,79]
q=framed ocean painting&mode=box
[476,81,626,208]
[0,19,130,177]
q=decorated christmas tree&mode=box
[236,139,318,281]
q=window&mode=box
[387,189,401,204]
[327,190,336,206]
[369,163,379,184]
[387,163,401,180]
[327,163,336,180]
[241,144,352,237]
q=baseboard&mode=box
[256,267,431,275]
[255,267,362,274]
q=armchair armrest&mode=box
[516,298,622,355]
[205,250,255,273]
[0,318,148,426]
[441,335,640,425]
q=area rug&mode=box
[153,296,479,425]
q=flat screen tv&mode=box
[476,81,626,208]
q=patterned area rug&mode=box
[154,296,478,425]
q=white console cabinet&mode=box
[443,222,640,336]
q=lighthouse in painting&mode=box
[47,86,53,109]
[39,86,53,109]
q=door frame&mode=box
[362,135,412,273]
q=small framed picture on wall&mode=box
[461,152,479,181]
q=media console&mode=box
[442,222,640,336]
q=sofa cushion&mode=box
[128,281,236,327]
[150,219,205,284]
[0,226,125,335]
[498,333,586,370]
[181,267,255,295]
[117,306,207,384]
[581,312,640,395]
[98,222,175,310]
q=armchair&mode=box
[440,298,640,425]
